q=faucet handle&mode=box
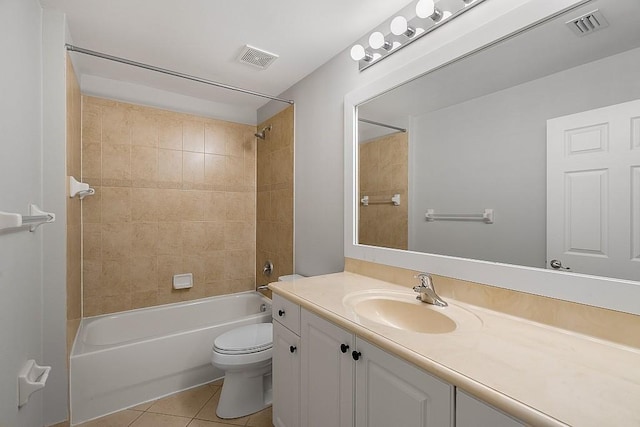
[414,272,433,288]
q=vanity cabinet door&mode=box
[273,320,301,427]
[456,390,525,427]
[301,309,355,427]
[354,338,453,427]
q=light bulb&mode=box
[369,32,385,49]
[390,16,415,37]
[350,44,373,62]
[350,44,366,61]
[415,0,435,18]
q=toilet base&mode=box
[216,369,272,419]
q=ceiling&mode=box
[40,0,412,110]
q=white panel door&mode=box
[301,309,355,427]
[547,99,640,280]
[273,320,300,427]
[355,338,453,427]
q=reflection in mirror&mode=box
[357,0,640,282]
[358,120,408,250]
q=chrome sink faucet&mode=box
[413,273,448,307]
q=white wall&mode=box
[409,47,640,268]
[0,1,44,426]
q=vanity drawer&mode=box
[272,293,301,335]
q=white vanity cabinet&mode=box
[272,295,301,427]
[273,293,517,427]
[354,338,453,427]
[455,390,525,427]
[299,307,452,427]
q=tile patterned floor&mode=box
[77,380,273,427]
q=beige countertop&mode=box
[269,272,640,427]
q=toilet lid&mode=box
[214,323,273,355]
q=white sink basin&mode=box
[343,290,482,334]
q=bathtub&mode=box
[70,291,271,425]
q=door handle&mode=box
[549,259,570,270]
[340,344,350,353]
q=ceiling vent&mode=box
[237,45,279,70]
[566,10,609,37]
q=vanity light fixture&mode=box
[350,0,487,71]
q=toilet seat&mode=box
[213,323,272,355]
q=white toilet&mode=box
[211,274,305,419]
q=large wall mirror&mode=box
[346,0,640,315]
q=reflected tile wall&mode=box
[358,132,408,250]
[256,106,294,294]
[81,96,256,316]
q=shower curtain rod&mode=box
[65,44,294,105]
[358,118,407,133]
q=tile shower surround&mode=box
[81,96,257,316]
[256,106,294,291]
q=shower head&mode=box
[255,125,272,140]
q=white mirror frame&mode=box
[344,0,640,316]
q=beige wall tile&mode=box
[102,223,132,259]
[204,154,225,188]
[205,222,225,251]
[157,189,182,222]
[182,120,205,153]
[181,222,209,255]
[204,122,226,155]
[224,155,244,187]
[180,191,205,222]
[132,223,159,256]
[81,142,102,184]
[102,144,131,186]
[131,109,158,147]
[204,251,225,283]
[131,257,159,293]
[159,119,183,150]
[131,145,159,187]
[182,151,205,188]
[101,187,131,223]
[83,223,102,260]
[132,188,159,222]
[101,259,132,296]
[157,223,183,255]
[204,192,226,222]
[82,97,259,315]
[158,149,183,188]
[102,104,131,145]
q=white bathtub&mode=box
[70,291,271,425]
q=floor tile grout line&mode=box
[126,409,144,427]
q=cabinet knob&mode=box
[352,350,362,361]
[289,345,297,353]
[340,344,350,353]
[278,309,285,317]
